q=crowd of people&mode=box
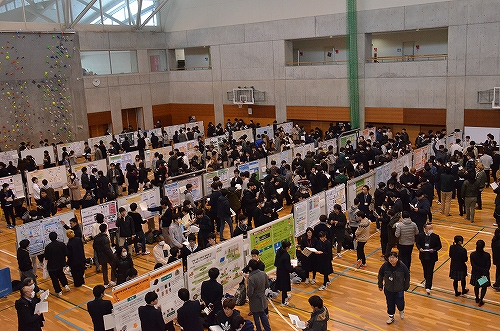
[9,119,500,330]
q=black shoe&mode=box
[455,292,461,296]
[475,297,480,303]
[462,289,469,295]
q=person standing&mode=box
[152,235,171,266]
[17,239,37,284]
[449,235,469,296]
[355,211,371,269]
[87,285,113,331]
[328,204,347,258]
[314,231,333,290]
[303,295,329,331]
[138,291,167,331]
[114,246,134,285]
[247,259,271,331]
[0,183,16,228]
[67,173,81,209]
[15,285,44,331]
[93,223,116,288]
[462,172,480,223]
[201,267,223,327]
[470,239,491,306]
[274,240,294,306]
[31,177,41,206]
[115,207,135,254]
[66,229,86,287]
[415,224,442,294]
[439,166,455,216]
[217,189,233,240]
[299,228,318,284]
[395,211,419,271]
[177,288,204,331]
[44,232,70,296]
[492,229,500,290]
[148,198,174,247]
[378,251,410,325]
[409,190,430,233]
[129,203,149,255]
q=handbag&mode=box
[126,236,137,245]
[477,275,488,287]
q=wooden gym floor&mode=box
[0,188,499,330]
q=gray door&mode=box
[403,41,414,61]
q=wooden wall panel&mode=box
[223,104,276,127]
[403,108,446,126]
[465,109,500,127]
[365,107,404,124]
[152,104,215,135]
[286,106,350,122]
[87,111,112,126]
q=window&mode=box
[286,37,348,66]
[147,50,167,72]
[81,50,138,75]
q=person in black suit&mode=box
[15,285,44,331]
[177,288,204,331]
[415,223,442,295]
[201,267,223,326]
[44,231,69,296]
[87,285,113,331]
[138,291,167,331]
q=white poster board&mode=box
[292,143,315,158]
[88,135,114,150]
[21,146,55,166]
[464,127,500,145]
[144,146,172,168]
[256,125,274,141]
[56,141,85,159]
[174,139,198,158]
[185,120,204,134]
[232,128,254,143]
[71,159,108,181]
[277,122,293,135]
[238,159,265,180]
[15,211,75,256]
[0,150,19,166]
[80,201,118,238]
[346,172,375,210]
[413,145,431,171]
[178,176,204,203]
[360,127,377,142]
[203,167,235,195]
[27,166,68,196]
[164,182,181,207]
[317,138,338,154]
[186,235,245,300]
[0,174,25,198]
[204,135,227,151]
[266,149,293,168]
[117,187,161,219]
[112,261,185,331]
[164,124,185,140]
[325,184,346,215]
[108,151,139,171]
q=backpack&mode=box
[233,279,247,306]
[145,230,160,245]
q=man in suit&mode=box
[177,288,204,331]
[87,285,113,331]
[247,259,271,331]
[15,285,44,331]
[44,231,69,296]
[415,223,442,295]
[138,291,167,331]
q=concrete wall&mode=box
[76,0,500,135]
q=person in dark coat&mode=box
[356,185,373,220]
[87,285,113,331]
[93,223,117,287]
[409,189,430,233]
[195,208,213,249]
[114,246,134,285]
[61,217,83,239]
[66,229,86,287]
[44,231,69,295]
[17,239,37,284]
[470,239,491,306]
[15,285,44,331]
[215,298,241,331]
[303,295,329,331]
[96,170,110,203]
[299,227,318,284]
[449,235,469,296]
[415,224,442,294]
[492,228,500,290]
[328,204,347,257]
[177,288,204,331]
[314,231,334,291]
[217,189,233,240]
[138,291,168,331]
[274,240,294,305]
[201,267,223,326]
[313,214,331,241]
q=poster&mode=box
[20,146,55,166]
[277,122,293,135]
[175,140,198,158]
[27,166,67,196]
[325,184,346,215]
[80,201,118,238]
[204,168,232,195]
[249,215,296,273]
[144,146,172,168]
[238,160,261,180]
[413,145,430,171]
[88,135,113,151]
[293,200,308,237]
[0,150,19,167]
[360,127,376,142]
[205,135,226,151]
[232,128,254,143]
[112,261,185,331]
[56,141,85,159]
[317,138,338,154]
[118,132,136,147]
[256,125,274,141]
[186,236,244,300]
[164,182,181,207]
[15,211,74,256]
[266,149,293,168]
[308,193,321,230]
[339,132,357,149]
[164,124,185,140]
[178,176,203,203]
[72,159,107,181]
[0,174,25,198]
[117,187,161,219]
[108,151,139,171]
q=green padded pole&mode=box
[347,0,360,129]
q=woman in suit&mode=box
[449,235,469,296]
[470,240,491,306]
[66,229,86,287]
[299,227,318,284]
